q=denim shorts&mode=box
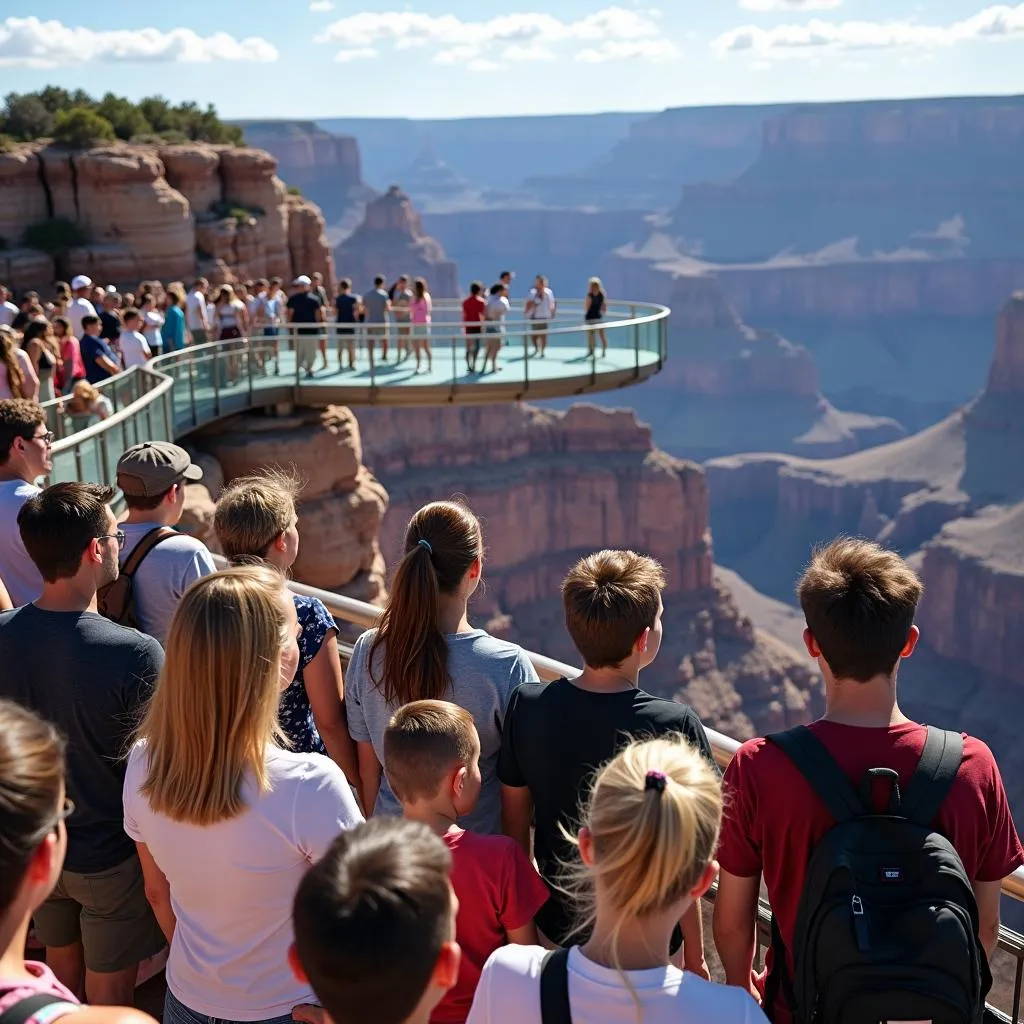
[164,990,304,1024]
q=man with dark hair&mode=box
[0,481,165,1007]
[290,818,460,1024]
[81,313,120,383]
[116,441,215,645]
[362,274,391,369]
[334,278,361,371]
[0,398,51,606]
[714,537,1023,1020]
[498,549,714,961]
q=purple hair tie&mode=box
[645,770,667,794]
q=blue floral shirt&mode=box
[280,595,337,754]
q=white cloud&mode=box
[0,15,277,66]
[309,0,334,11]
[713,2,1024,56]
[740,0,841,10]
[317,6,675,68]
[334,46,377,62]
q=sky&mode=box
[0,1,1022,120]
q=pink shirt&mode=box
[411,295,432,324]
[0,962,80,1024]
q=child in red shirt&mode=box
[385,700,549,1024]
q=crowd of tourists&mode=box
[0,271,609,407]
[0,391,1021,1024]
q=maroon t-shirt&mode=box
[431,828,549,1023]
[462,296,486,334]
[719,720,1023,1013]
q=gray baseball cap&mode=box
[117,441,203,497]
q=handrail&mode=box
[280,573,1024,906]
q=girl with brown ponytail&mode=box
[345,500,538,832]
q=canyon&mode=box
[0,141,335,291]
[188,400,823,744]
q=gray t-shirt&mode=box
[120,522,217,645]
[346,627,539,833]
[391,288,413,322]
[362,289,390,324]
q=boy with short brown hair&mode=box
[385,700,547,1024]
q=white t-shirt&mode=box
[527,287,555,320]
[67,297,97,340]
[0,300,17,327]
[215,300,245,330]
[143,310,164,351]
[486,295,510,322]
[185,290,208,331]
[119,329,151,368]
[468,945,768,1024]
[123,742,363,1020]
[0,479,43,607]
[118,523,217,646]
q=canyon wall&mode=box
[334,185,459,297]
[354,401,823,740]
[0,142,335,291]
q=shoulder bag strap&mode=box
[0,993,77,1024]
[121,526,177,578]
[539,948,573,1024]
[899,726,964,827]
[767,726,866,824]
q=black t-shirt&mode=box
[99,310,121,341]
[287,291,323,331]
[335,293,359,324]
[0,605,163,873]
[497,678,716,945]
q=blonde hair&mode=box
[588,277,603,290]
[136,564,291,824]
[66,380,99,414]
[565,736,721,973]
[214,468,300,561]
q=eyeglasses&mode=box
[25,431,54,446]
[96,531,126,549]
[51,797,75,835]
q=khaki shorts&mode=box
[32,854,166,973]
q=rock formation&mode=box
[0,141,335,291]
[334,186,459,296]
[193,406,388,604]
[579,274,904,460]
[238,121,368,226]
[355,401,823,739]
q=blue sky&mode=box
[1,1,1022,119]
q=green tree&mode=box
[52,107,116,149]
[96,93,151,141]
[2,93,54,140]
[36,87,93,114]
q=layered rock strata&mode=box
[0,142,335,291]
[355,401,823,739]
[334,186,459,296]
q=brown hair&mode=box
[798,537,923,682]
[293,818,453,1024]
[369,501,481,705]
[214,468,300,561]
[0,699,65,916]
[0,327,25,398]
[0,398,44,464]
[414,277,428,299]
[22,320,62,367]
[17,482,116,582]
[122,484,175,513]
[383,700,478,804]
[562,550,665,669]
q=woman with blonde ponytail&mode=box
[345,500,538,832]
[467,736,767,1024]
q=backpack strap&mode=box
[0,993,77,1024]
[899,727,963,828]
[539,948,572,1024]
[767,726,866,823]
[120,526,177,578]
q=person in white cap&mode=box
[67,275,98,341]
[116,441,217,645]
[286,275,324,377]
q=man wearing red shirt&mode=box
[713,537,1024,1022]
[462,282,487,374]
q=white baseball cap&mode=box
[71,275,93,290]
[293,275,311,286]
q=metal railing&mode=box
[281,578,1024,1018]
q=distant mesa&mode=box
[333,185,459,297]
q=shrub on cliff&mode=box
[52,108,116,149]
[1,93,54,141]
[22,218,89,256]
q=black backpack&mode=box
[764,725,991,1024]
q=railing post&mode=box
[187,351,197,428]
[450,332,457,402]
[247,339,254,407]
[213,349,221,418]
[98,432,111,487]
[522,326,529,396]
[632,304,639,379]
